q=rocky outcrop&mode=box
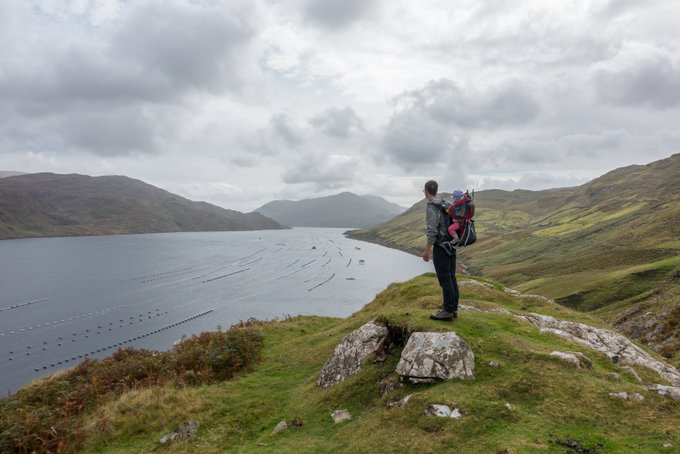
[609,392,644,401]
[317,321,387,388]
[396,332,475,383]
[159,421,199,445]
[386,394,412,409]
[647,384,680,400]
[520,313,680,385]
[550,351,592,369]
[457,284,680,385]
[555,351,592,368]
[612,274,680,358]
[423,404,462,418]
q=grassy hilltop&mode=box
[348,154,680,361]
[2,275,679,453]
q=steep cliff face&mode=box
[609,271,680,366]
[0,173,286,239]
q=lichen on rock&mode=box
[317,321,388,388]
[396,331,475,382]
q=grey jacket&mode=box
[425,199,450,245]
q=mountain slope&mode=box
[255,192,404,228]
[3,275,679,453]
[348,154,680,352]
[0,171,26,178]
[360,195,408,216]
[0,173,286,239]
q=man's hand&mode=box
[422,249,430,262]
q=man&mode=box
[422,180,459,321]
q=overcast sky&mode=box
[1,0,679,211]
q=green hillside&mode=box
[2,275,678,453]
[0,173,286,239]
[348,154,680,358]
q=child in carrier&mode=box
[447,190,465,243]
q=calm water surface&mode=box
[0,228,430,393]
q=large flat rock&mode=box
[396,332,475,382]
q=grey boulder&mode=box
[396,332,475,382]
[331,409,352,423]
[159,421,199,445]
[317,321,387,388]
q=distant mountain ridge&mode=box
[0,171,25,178]
[0,173,286,239]
[255,192,407,228]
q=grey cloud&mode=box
[479,172,590,191]
[282,152,357,188]
[381,77,534,172]
[483,129,635,170]
[381,109,469,171]
[229,155,257,168]
[597,0,644,19]
[1,3,257,107]
[270,114,304,148]
[0,103,164,157]
[304,0,376,29]
[592,44,680,109]
[399,79,539,129]
[0,1,261,157]
[309,107,364,138]
[61,108,158,156]
[237,113,305,162]
[112,1,256,95]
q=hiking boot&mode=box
[430,309,455,321]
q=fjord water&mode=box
[0,228,430,394]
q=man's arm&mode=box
[423,241,433,262]
[423,203,438,262]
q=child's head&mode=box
[452,190,464,202]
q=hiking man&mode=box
[422,180,459,321]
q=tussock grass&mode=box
[0,326,263,453]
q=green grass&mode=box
[6,274,669,454]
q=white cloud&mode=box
[1,0,679,212]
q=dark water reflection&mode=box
[0,228,430,394]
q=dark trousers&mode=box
[433,245,459,313]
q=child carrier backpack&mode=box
[429,190,477,254]
[447,190,476,247]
